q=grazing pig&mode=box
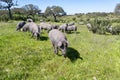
[51,24,59,29]
[58,23,68,32]
[68,22,74,26]
[49,29,68,57]
[86,23,92,31]
[22,22,40,40]
[106,26,120,35]
[27,18,33,22]
[106,26,113,33]
[29,22,40,39]
[67,25,77,33]
[22,23,31,32]
[16,21,26,31]
[39,22,53,32]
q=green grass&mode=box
[0,21,120,80]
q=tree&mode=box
[114,3,120,15]
[22,4,41,18]
[12,8,25,14]
[45,6,66,22]
[0,0,17,19]
[0,3,2,8]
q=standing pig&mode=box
[49,29,68,57]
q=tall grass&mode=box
[0,21,120,80]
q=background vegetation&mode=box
[0,21,120,80]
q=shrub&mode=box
[111,24,120,35]
[13,14,27,21]
[111,18,120,23]
[89,18,111,34]
[72,17,76,21]
[0,15,9,22]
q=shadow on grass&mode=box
[66,31,80,34]
[76,32,80,34]
[66,47,83,62]
[39,36,49,41]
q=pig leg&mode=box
[52,43,58,54]
[31,33,34,38]
[37,33,40,40]
[54,46,58,54]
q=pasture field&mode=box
[0,21,120,80]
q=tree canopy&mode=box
[45,6,66,16]
[22,4,41,17]
[12,8,25,14]
[45,5,66,22]
[114,3,120,15]
[0,0,17,19]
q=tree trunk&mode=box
[8,8,12,19]
[52,13,57,22]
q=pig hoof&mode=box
[54,51,58,54]
[63,54,67,58]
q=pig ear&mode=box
[66,41,69,44]
[64,40,68,44]
[58,41,62,47]
[65,40,69,46]
[21,28,23,31]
